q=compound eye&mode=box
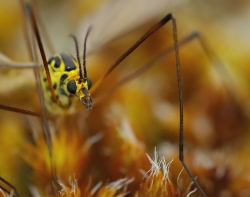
[87,77,92,90]
[67,80,77,94]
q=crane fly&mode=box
[2,0,240,196]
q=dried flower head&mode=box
[135,149,196,197]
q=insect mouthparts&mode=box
[81,95,93,110]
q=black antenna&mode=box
[70,27,92,83]
[82,26,92,81]
[70,35,82,83]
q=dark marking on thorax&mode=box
[61,53,76,71]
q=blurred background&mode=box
[0,0,250,196]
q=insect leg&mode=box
[0,52,39,69]
[91,13,207,196]
[191,32,249,119]
[22,1,57,104]
[0,177,19,197]
[91,14,180,93]
[21,0,59,188]
[0,1,50,117]
[93,32,199,104]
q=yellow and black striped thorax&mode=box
[41,53,92,114]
